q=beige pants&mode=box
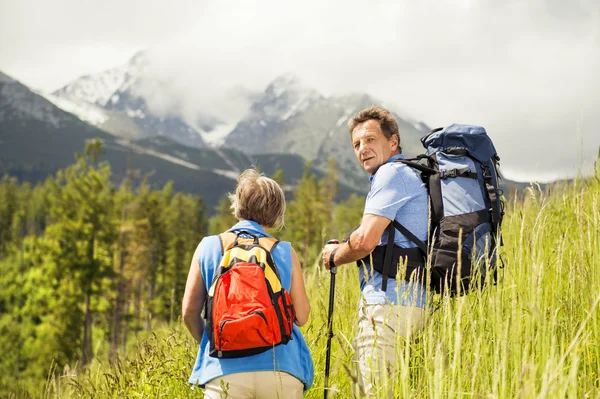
[204,371,304,399]
[354,303,426,398]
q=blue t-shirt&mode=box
[360,154,429,307]
[188,220,314,390]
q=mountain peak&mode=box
[129,50,149,70]
[267,73,314,97]
[52,50,149,107]
[255,74,323,122]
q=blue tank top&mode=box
[188,220,315,390]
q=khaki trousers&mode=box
[204,371,304,399]
[354,303,426,398]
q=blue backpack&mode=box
[377,124,504,296]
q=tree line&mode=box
[0,143,365,389]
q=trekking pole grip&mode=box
[326,239,339,274]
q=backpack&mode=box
[372,124,504,296]
[205,231,295,358]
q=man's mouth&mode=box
[362,157,373,164]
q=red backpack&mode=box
[205,231,295,358]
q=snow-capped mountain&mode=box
[225,74,324,154]
[1,71,92,130]
[52,51,210,148]
[40,91,144,140]
[47,50,432,188]
[53,51,148,107]
[225,75,429,188]
[0,70,115,175]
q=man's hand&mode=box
[322,243,340,270]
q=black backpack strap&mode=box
[380,223,396,292]
[393,159,437,175]
[439,168,478,179]
[482,161,504,246]
[427,154,444,229]
[381,220,428,291]
[392,220,427,253]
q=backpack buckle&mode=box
[441,169,457,179]
[482,165,492,179]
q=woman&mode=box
[182,169,313,398]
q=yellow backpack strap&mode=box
[258,236,278,253]
[219,232,237,253]
[209,232,237,297]
[257,237,283,293]
[213,232,283,294]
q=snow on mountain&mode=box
[53,51,148,107]
[260,73,323,121]
[198,122,237,147]
[39,91,109,126]
[52,51,208,147]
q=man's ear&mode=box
[391,134,399,151]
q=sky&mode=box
[1,0,599,182]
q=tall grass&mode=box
[20,174,600,398]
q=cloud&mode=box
[1,0,599,181]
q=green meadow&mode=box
[2,155,599,398]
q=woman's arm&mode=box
[289,246,311,326]
[182,247,206,343]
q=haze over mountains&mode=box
[1,51,532,212]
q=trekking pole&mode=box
[324,239,339,399]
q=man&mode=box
[321,105,428,397]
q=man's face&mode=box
[351,119,398,175]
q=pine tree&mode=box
[208,194,238,235]
[0,175,19,257]
[44,147,118,367]
[283,163,328,267]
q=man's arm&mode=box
[322,213,391,269]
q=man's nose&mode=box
[358,141,368,154]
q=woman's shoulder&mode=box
[199,234,222,250]
[196,235,224,264]
[269,240,293,264]
[272,239,291,252]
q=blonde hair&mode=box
[229,169,286,229]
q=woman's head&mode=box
[230,169,286,229]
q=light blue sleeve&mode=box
[364,164,411,221]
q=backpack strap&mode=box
[218,232,237,253]
[257,236,279,252]
[393,159,437,176]
[392,221,427,253]
[426,154,444,229]
[439,168,478,179]
[373,158,432,291]
[482,160,505,247]
[220,230,279,253]
[380,220,428,291]
[380,223,396,292]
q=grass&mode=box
[14,175,600,398]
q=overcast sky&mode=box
[1,0,599,182]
